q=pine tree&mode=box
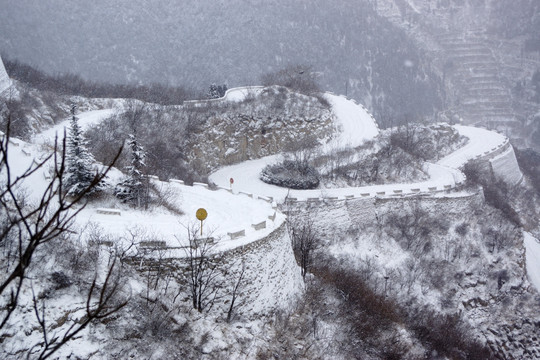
[64,104,103,197]
[207,83,220,99]
[115,134,147,207]
[206,84,227,99]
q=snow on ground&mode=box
[524,232,540,292]
[211,155,464,202]
[210,92,384,201]
[33,108,117,144]
[438,125,506,168]
[2,109,120,201]
[74,182,283,252]
[324,93,379,149]
[4,91,510,254]
[6,108,283,253]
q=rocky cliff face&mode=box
[374,0,540,149]
[185,87,335,174]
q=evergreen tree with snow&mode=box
[115,134,148,207]
[64,104,103,197]
[206,83,227,99]
[207,84,220,99]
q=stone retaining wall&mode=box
[124,221,302,319]
[284,191,485,238]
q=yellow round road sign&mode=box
[196,208,208,221]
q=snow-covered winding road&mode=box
[33,109,116,145]
[210,94,508,203]
[324,94,379,149]
[438,125,506,169]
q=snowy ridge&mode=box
[183,86,265,105]
[184,86,380,148]
[0,55,11,95]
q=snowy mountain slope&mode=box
[0,0,443,127]
[374,0,540,148]
[0,55,10,94]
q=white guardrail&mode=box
[96,176,278,241]
[166,178,277,241]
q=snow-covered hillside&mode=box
[210,95,519,202]
[2,83,537,358]
[0,55,11,94]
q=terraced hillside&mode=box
[438,31,517,129]
[374,0,540,148]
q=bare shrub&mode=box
[178,224,223,313]
[455,222,469,236]
[481,217,518,253]
[464,161,521,225]
[288,216,320,280]
[385,202,433,254]
[316,125,462,186]
[261,136,321,189]
[260,159,320,189]
[261,64,323,98]
[313,263,406,358]
[406,306,492,359]
[49,271,72,290]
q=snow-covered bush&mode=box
[316,123,466,187]
[260,159,320,189]
[389,123,466,161]
[260,64,329,107]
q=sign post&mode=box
[196,208,208,236]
